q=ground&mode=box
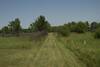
[0,33,100,67]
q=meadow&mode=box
[57,32,100,67]
[0,33,100,67]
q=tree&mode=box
[29,22,36,32]
[90,22,98,32]
[8,21,15,33]
[50,26,58,32]
[22,28,30,33]
[8,18,21,35]
[34,15,51,32]
[57,25,70,36]
[75,21,88,33]
[1,26,9,36]
[96,23,100,29]
[0,29,2,33]
[14,18,21,33]
[94,27,100,39]
[85,21,90,31]
[68,21,76,32]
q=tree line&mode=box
[0,15,100,38]
[0,15,50,36]
[51,21,100,38]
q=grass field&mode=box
[0,33,100,67]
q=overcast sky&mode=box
[0,0,100,28]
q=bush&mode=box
[57,26,70,37]
[75,22,88,33]
[94,27,100,39]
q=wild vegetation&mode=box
[0,15,100,38]
[0,15,100,67]
[0,33,100,67]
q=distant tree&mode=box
[14,18,21,34]
[0,29,2,33]
[57,25,70,36]
[34,15,51,32]
[8,18,21,35]
[22,29,31,33]
[29,22,36,32]
[90,22,98,32]
[1,26,9,36]
[94,27,100,39]
[50,26,58,32]
[85,21,90,31]
[68,21,76,32]
[96,23,100,29]
[8,21,15,33]
[75,21,88,33]
[71,21,76,25]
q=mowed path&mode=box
[30,33,85,67]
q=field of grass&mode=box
[0,33,100,67]
[57,32,100,67]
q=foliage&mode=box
[1,26,9,34]
[67,21,89,33]
[0,29,1,33]
[22,29,31,33]
[85,21,90,31]
[8,18,21,34]
[57,32,100,67]
[75,21,88,33]
[96,23,100,29]
[0,15,100,37]
[90,22,97,32]
[94,27,100,39]
[90,22,100,32]
[34,15,51,32]
[67,21,77,32]
[50,26,58,32]
[57,25,70,36]
[29,23,36,32]
[0,32,100,67]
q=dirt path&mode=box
[30,33,85,67]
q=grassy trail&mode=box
[0,33,99,67]
[31,33,85,67]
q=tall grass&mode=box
[0,35,46,67]
[0,31,47,49]
[57,32,100,67]
[0,32,100,67]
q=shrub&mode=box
[57,26,70,37]
[75,22,88,33]
[94,27,100,39]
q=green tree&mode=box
[0,29,2,33]
[29,22,36,32]
[94,27,100,39]
[85,21,90,31]
[57,25,70,36]
[8,18,21,35]
[75,21,88,33]
[68,21,76,32]
[96,23,100,29]
[8,21,15,33]
[34,15,51,32]
[50,26,58,32]
[22,28,30,33]
[1,26,9,36]
[14,18,21,33]
[90,22,98,32]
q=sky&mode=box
[0,0,100,28]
